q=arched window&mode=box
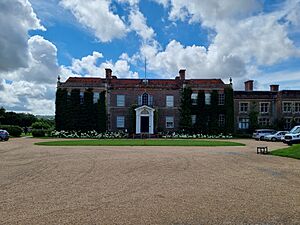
[142,93,148,105]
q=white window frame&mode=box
[294,102,300,113]
[117,95,125,107]
[260,102,269,114]
[205,93,211,105]
[218,93,225,105]
[191,93,198,105]
[238,117,249,129]
[116,116,125,128]
[294,117,300,125]
[166,95,174,107]
[93,92,99,104]
[166,116,174,128]
[239,102,249,113]
[219,114,225,127]
[191,115,196,125]
[284,117,292,130]
[80,92,84,104]
[258,117,270,126]
[283,102,292,113]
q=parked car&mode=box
[0,129,9,141]
[265,131,289,141]
[252,129,276,141]
[283,126,300,145]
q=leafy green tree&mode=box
[128,104,137,134]
[179,87,192,132]
[249,102,258,132]
[96,91,107,132]
[210,90,219,134]
[82,88,94,131]
[224,86,234,134]
[55,88,68,130]
[69,89,81,130]
[195,90,206,133]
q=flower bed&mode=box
[50,130,128,139]
[161,132,233,139]
[49,130,232,139]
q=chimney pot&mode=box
[270,84,279,92]
[179,69,186,80]
[244,80,254,91]
[105,68,112,79]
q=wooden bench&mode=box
[257,146,269,154]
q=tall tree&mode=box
[179,87,192,132]
[96,91,107,132]
[55,88,68,130]
[82,88,94,131]
[249,102,258,132]
[210,90,219,134]
[195,90,206,133]
[224,86,234,134]
[69,89,81,130]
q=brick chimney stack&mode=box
[179,69,186,80]
[105,68,112,79]
[270,84,279,92]
[244,80,254,91]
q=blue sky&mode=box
[0,0,300,114]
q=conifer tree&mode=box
[224,86,234,134]
[96,91,107,132]
[55,88,68,131]
[195,90,206,133]
[82,88,94,131]
[179,87,192,132]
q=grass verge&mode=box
[270,144,300,160]
[35,139,245,147]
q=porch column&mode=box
[149,110,154,134]
[136,110,141,134]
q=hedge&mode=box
[32,129,46,137]
[0,125,23,137]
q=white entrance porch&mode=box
[135,105,155,134]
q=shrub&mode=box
[32,129,46,137]
[0,125,23,137]
[32,121,51,130]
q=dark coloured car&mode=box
[0,129,9,141]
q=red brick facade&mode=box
[58,69,229,133]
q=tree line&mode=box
[0,107,37,127]
[55,88,107,132]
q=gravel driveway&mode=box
[0,138,299,225]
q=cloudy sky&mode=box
[0,0,300,115]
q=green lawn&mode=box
[271,144,300,160]
[35,139,245,147]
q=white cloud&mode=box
[0,35,59,115]
[61,51,139,79]
[0,0,45,72]
[2,35,60,84]
[285,0,300,28]
[167,0,262,27]
[59,0,127,42]
[129,8,155,42]
[139,0,300,82]
[0,79,56,115]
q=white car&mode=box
[283,126,300,145]
[252,129,276,141]
[265,131,288,141]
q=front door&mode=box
[141,116,149,133]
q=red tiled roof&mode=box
[66,77,103,84]
[186,79,224,85]
[62,77,225,87]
